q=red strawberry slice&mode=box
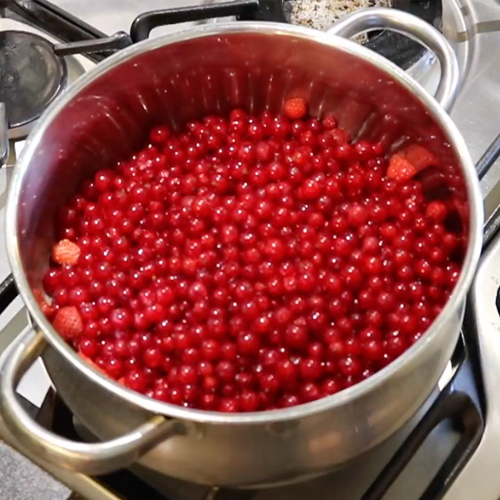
[387,154,417,181]
[51,239,81,265]
[52,306,83,340]
[402,144,437,171]
[283,98,307,120]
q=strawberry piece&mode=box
[52,306,83,340]
[33,289,55,320]
[387,154,417,181]
[283,98,307,120]
[402,144,437,171]
[51,239,81,265]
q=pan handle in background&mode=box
[327,7,460,113]
[53,0,261,55]
[0,326,187,475]
[53,31,133,57]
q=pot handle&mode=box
[0,326,186,475]
[327,8,460,113]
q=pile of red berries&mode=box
[39,98,464,412]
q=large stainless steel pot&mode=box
[0,8,483,488]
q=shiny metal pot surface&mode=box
[0,8,483,488]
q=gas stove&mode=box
[0,1,500,500]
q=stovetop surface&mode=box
[1,1,500,500]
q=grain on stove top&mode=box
[285,0,393,33]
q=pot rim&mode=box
[7,21,484,425]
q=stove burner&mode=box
[0,31,67,136]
